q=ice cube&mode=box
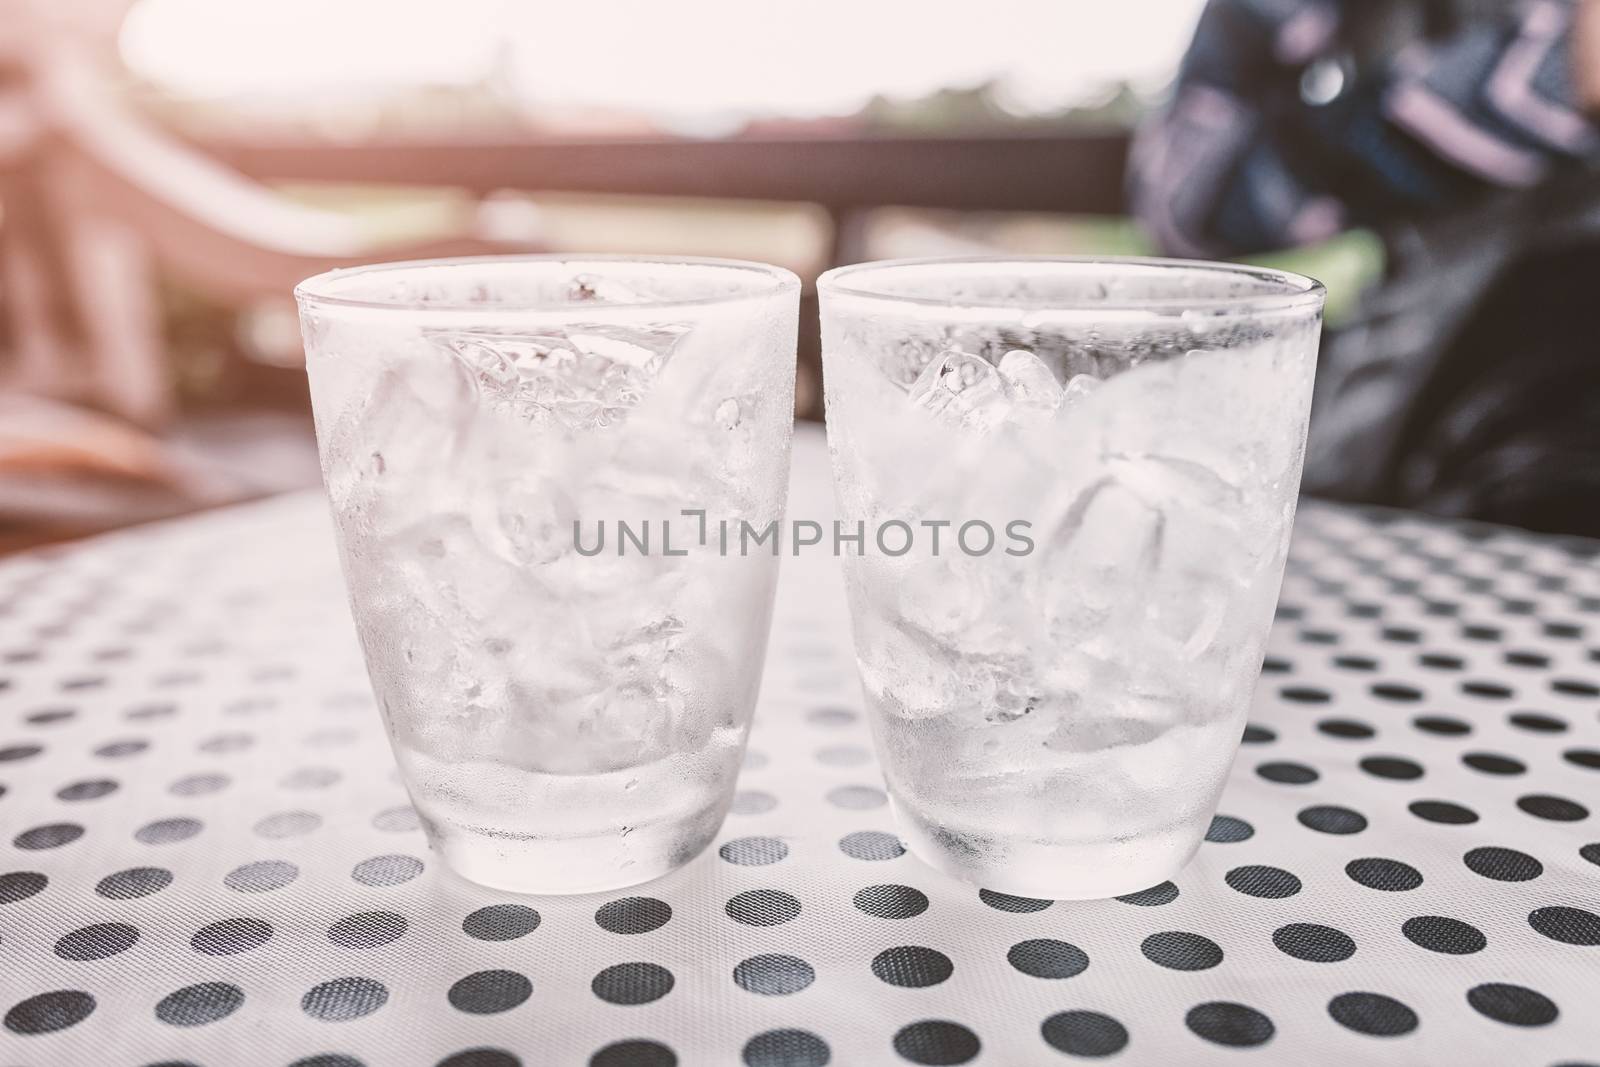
[908,349,1011,432]
[430,322,687,430]
[1060,373,1102,408]
[996,349,1063,417]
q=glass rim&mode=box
[817,255,1326,315]
[294,253,801,314]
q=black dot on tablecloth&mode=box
[1185,1002,1274,1048]
[449,970,532,1014]
[351,854,423,886]
[1299,628,1339,645]
[827,784,888,809]
[1334,653,1380,670]
[1566,749,1600,770]
[282,766,340,789]
[1115,881,1178,906]
[1207,814,1255,842]
[815,744,871,766]
[1273,923,1356,962]
[1261,655,1292,673]
[731,790,778,814]
[806,706,856,727]
[328,911,406,950]
[135,817,201,844]
[873,946,954,988]
[439,1049,522,1067]
[371,806,419,831]
[95,739,148,758]
[14,822,84,849]
[1,870,48,903]
[1402,915,1486,954]
[1141,931,1222,971]
[126,703,175,722]
[157,982,244,1026]
[590,1040,673,1067]
[1371,682,1423,702]
[1242,723,1275,743]
[1544,621,1584,639]
[225,859,298,893]
[744,1029,829,1067]
[720,837,790,865]
[978,889,1052,912]
[1257,761,1319,784]
[1007,938,1089,979]
[1298,806,1367,834]
[0,743,44,763]
[1528,906,1600,946]
[595,897,671,935]
[1413,715,1471,736]
[734,954,816,995]
[892,1020,980,1065]
[288,1055,364,1067]
[856,884,929,919]
[55,921,139,960]
[56,778,118,801]
[189,917,272,956]
[301,977,388,1021]
[1327,992,1419,1037]
[1466,983,1558,1027]
[1464,846,1543,881]
[1345,858,1422,891]
[1226,865,1302,899]
[839,830,904,860]
[4,990,95,1034]
[1410,799,1478,824]
[591,963,673,1006]
[1462,680,1514,699]
[1419,651,1463,668]
[1553,678,1600,697]
[1360,756,1423,780]
[1508,711,1567,733]
[463,904,540,941]
[25,708,74,726]
[1280,686,1330,704]
[255,811,321,838]
[93,866,171,900]
[1040,1010,1128,1057]
[1318,718,1375,739]
[726,890,800,927]
[1465,751,1523,777]
[198,732,253,754]
[169,773,229,796]
[1518,794,1589,821]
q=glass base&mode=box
[420,798,726,896]
[892,798,1207,901]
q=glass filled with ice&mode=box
[819,257,1323,899]
[295,256,799,894]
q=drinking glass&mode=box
[296,255,799,894]
[819,257,1323,899]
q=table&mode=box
[3,427,1598,1067]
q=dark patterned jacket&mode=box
[1131,0,1600,535]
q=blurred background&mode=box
[2,0,1595,550]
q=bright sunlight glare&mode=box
[120,0,1205,119]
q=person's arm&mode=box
[1576,0,1600,113]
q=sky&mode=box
[119,0,1206,122]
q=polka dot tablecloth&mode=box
[3,426,1600,1067]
